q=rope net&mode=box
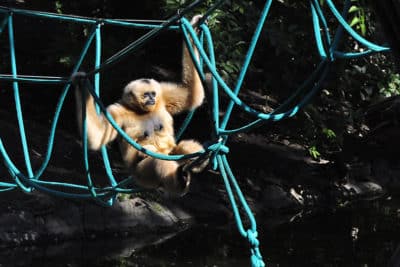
[0,1,390,266]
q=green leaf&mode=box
[348,5,360,13]
[349,16,360,27]
[308,146,321,159]
[322,128,336,139]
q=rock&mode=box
[0,190,189,249]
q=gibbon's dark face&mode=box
[123,79,161,113]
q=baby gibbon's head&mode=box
[122,78,161,113]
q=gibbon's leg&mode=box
[134,157,190,197]
[170,140,209,173]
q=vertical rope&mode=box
[95,22,119,205]
[78,24,106,203]
[220,0,273,130]
[201,24,220,137]
[8,13,34,181]
[217,155,265,267]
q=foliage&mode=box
[322,128,337,140]
[55,1,63,14]
[378,72,400,97]
[308,145,321,160]
[348,0,367,36]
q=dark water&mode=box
[2,197,400,267]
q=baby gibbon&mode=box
[72,15,206,196]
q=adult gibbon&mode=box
[72,15,206,196]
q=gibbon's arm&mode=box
[73,73,124,150]
[161,16,204,115]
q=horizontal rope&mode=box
[0,5,180,29]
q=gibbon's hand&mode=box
[190,14,205,34]
[71,71,90,91]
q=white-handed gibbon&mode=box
[72,15,206,196]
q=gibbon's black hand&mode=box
[190,14,205,34]
[71,71,90,91]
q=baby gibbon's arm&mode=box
[161,15,204,115]
[73,73,124,150]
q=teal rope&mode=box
[220,0,273,129]
[199,24,221,139]
[201,25,220,137]
[0,74,67,84]
[0,6,180,30]
[81,58,98,201]
[311,0,331,59]
[175,109,196,141]
[181,22,220,137]
[217,155,264,267]
[328,0,350,57]
[0,139,35,192]
[95,22,119,206]
[8,14,34,181]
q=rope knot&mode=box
[206,141,229,156]
[247,230,265,267]
[251,253,265,267]
[247,229,265,267]
[246,229,259,247]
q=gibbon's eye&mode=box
[155,123,163,131]
[143,91,156,98]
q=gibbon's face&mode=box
[122,79,161,113]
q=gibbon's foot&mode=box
[160,164,191,197]
[182,155,210,174]
[156,162,192,197]
[176,164,191,196]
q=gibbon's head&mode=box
[122,79,161,113]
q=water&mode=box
[1,197,400,267]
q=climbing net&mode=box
[0,0,390,266]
